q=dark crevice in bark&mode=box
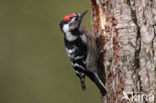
[134,28,141,69]
[129,0,143,94]
[151,29,155,57]
[127,0,137,24]
[96,37,106,84]
[146,63,151,90]
[134,28,142,94]
[150,0,153,9]
[126,0,131,6]
[138,75,143,92]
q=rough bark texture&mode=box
[90,0,156,103]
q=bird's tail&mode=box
[86,71,107,96]
[80,74,86,90]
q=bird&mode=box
[59,10,107,96]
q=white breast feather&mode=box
[62,20,77,41]
[66,48,76,54]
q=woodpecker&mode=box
[59,10,107,96]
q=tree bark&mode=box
[90,0,156,103]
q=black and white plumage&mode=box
[59,11,107,96]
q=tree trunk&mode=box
[90,0,156,103]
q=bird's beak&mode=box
[80,10,88,20]
[77,10,88,28]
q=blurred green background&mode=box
[0,0,100,103]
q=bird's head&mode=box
[60,10,88,33]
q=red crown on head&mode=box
[63,13,76,22]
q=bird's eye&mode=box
[75,17,78,21]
